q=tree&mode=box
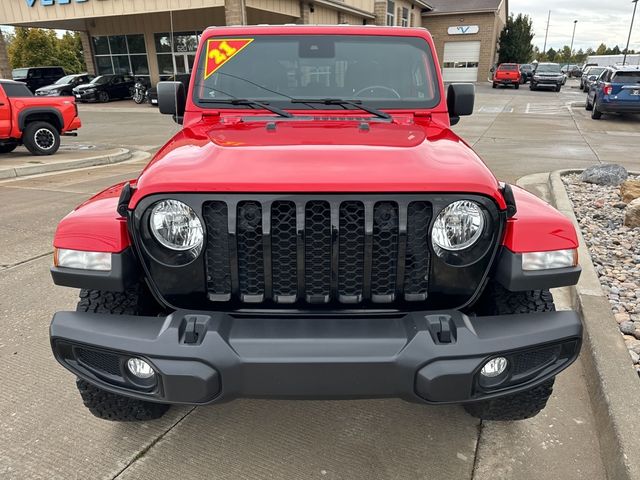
[7,27,86,74]
[596,43,608,55]
[497,13,535,63]
[546,47,557,62]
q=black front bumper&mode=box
[51,308,582,405]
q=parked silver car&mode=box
[581,66,606,92]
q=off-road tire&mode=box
[76,378,170,421]
[591,100,602,119]
[492,83,497,89]
[555,85,562,92]
[464,283,556,420]
[515,83,520,90]
[22,121,60,156]
[74,286,170,421]
[0,142,18,153]
[464,379,555,421]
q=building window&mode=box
[92,34,149,78]
[155,32,200,80]
[386,0,395,26]
[401,7,409,27]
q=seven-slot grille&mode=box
[202,198,433,305]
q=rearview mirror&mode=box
[447,83,475,126]
[158,81,186,124]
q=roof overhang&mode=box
[312,0,376,19]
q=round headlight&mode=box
[150,200,203,253]
[431,200,485,251]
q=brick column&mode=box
[373,1,387,26]
[225,0,247,26]
[338,12,347,24]
[0,30,11,80]
[78,31,96,75]
[297,2,311,24]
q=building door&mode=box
[442,41,481,82]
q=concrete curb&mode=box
[0,148,131,180]
[545,169,640,480]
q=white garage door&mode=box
[442,41,481,82]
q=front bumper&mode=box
[74,91,97,102]
[51,308,582,405]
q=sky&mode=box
[514,0,640,53]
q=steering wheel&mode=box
[354,85,401,99]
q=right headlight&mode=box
[150,199,204,255]
[431,200,485,251]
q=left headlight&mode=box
[150,199,204,254]
[431,200,485,251]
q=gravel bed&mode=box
[563,173,640,373]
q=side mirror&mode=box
[447,83,475,126]
[588,75,597,81]
[158,81,186,124]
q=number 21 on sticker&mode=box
[204,38,253,78]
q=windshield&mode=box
[499,64,517,71]
[587,67,605,76]
[614,71,640,84]
[55,75,76,85]
[193,35,440,110]
[536,64,561,73]
[90,76,111,85]
[12,68,28,80]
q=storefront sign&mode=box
[447,25,479,35]
[26,0,88,6]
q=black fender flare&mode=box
[18,107,64,132]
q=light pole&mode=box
[569,20,578,64]
[623,0,638,65]
[542,10,551,57]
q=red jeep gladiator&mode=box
[50,26,582,422]
[0,80,81,155]
[493,63,521,89]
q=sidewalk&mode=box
[0,143,131,180]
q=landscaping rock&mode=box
[621,179,640,203]
[564,172,640,369]
[579,164,628,186]
[624,198,640,228]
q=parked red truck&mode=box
[0,80,81,155]
[49,26,582,423]
[493,63,522,89]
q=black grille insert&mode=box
[202,197,435,306]
[76,348,121,376]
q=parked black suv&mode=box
[35,74,95,97]
[12,66,66,92]
[72,74,135,103]
[519,64,534,83]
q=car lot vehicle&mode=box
[72,74,135,103]
[12,66,66,92]
[586,65,640,119]
[147,74,191,106]
[0,80,81,155]
[530,63,564,91]
[580,66,605,92]
[492,63,521,89]
[35,74,94,97]
[561,64,581,78]
[519,64,534,83]
[49,25,582,423]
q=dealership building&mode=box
[0,0,506,84]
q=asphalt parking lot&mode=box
[1,79,639,480]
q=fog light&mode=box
[126,358,155,379]
[481,357,508,378]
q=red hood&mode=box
[130,116,505,209]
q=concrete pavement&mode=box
[1,79,639,479]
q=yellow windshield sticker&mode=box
[204,38,254,79]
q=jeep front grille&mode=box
[202,198,433,305]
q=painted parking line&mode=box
[478,105,514,113]
[525,103,572,115]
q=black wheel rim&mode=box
[34,128,55,150]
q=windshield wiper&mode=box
[291,98,391,120]
[199,98,294,118]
